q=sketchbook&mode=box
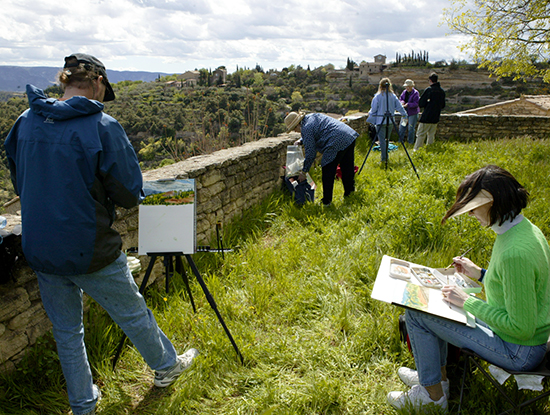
[371,255,477,327]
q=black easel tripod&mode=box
[358,82,419,179]
[112,251,244,369]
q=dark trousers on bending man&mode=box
[321,140,356,205]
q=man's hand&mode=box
[298,171,307,182]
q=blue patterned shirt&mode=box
[299,113,358,172]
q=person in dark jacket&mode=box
[414,73,446,151]
[4,54,198,415]
[285,111,358,206]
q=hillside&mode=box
[1,63,548,209]
[0,65,170,93]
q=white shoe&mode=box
[398,367,450,397]
[83,385,101,415]
[387,384,448,412]
[154,348,199,387]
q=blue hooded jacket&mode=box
[4,85,143,275]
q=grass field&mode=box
[2,137,550,414]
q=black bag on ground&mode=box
[284,175,315,205]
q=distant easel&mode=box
[357,81,419,179]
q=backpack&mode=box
[284,175,315,205]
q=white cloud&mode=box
[0,0,470,72]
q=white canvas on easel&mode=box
[138,179,196,255]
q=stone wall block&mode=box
[25,280,40,303]
[0,359,15,374]
[122,230,138,251]
[0,287,30,322]
[125,214,139,232]
[229,184,244,201]
[201,170,223,188]
[206,181,226,198]
[196,218,211,237]
[111,220,127,236]
[205,213,218,233]
[198,186,212,203]
[234,171,247,184]
[0,329,28,363]
[235,196,246,209]
[220,189,232,205]
[225,164,239,176]
[13,266,37,287]
[8,303,46,331]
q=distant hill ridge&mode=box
[0,65,171,92]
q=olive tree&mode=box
[444,0,550,81]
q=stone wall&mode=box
[437,114,550,141]
[0,134,295,373]
[345,113,550,141]
[458,96,550,117]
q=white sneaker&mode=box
[154,348,199,387]
[387,384,448,412]
[398,367,450,397]
[83,385,101,415]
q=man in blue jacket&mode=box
[285,111,358,206]
[414,73,446,151]
[4,54,198,415]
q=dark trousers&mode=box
[321,140,356,205]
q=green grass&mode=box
[2,137,550,414]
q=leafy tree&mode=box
[44,85,63,98]
[444,0,550,81]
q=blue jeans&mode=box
[376,123,394,162]
[398,113,418,144]
[405,309,547,388]
[37,252,178,415]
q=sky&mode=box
[0,0,472,74]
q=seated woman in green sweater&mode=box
[387,165,550,412]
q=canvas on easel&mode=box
[138,178,196,255]
[371,255,477,327]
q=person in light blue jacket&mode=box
[4,54,198,415]
[367,77,407,162]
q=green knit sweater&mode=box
[464,218,550,346]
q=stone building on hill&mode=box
[359,54,388,77]
[177,70,200,87]
[327,55,387,84]
[213,67,227,85]
[457,95,550,116]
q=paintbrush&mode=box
[445,247,473,270]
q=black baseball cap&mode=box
[63,53,115,101]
